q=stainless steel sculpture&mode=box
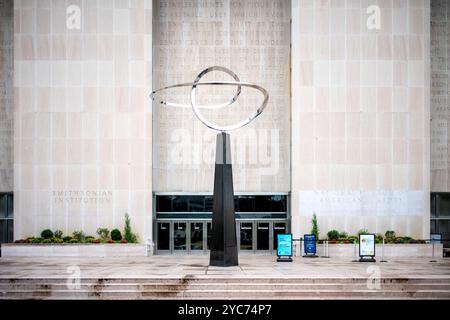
[151,66,269,266]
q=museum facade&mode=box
[0,0,448,253]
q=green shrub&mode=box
[327,229,340,240]
[385,230,396,239]
[96,228,110,240]
[25,237,35,243]
[42,239,52,244]
[391,237,414,243]
[63,236,72,243]
[375,233,383,243]
[347,235,358,243]
[41,229,54,239]
[111,229,122,241]
[85,237,95,243]
[357,229,369,236]
[69,238,79,243]
[394,237,404,243]
[72,230,85,242]
[124,213,138,243]
[32,237,43,243]
[54,230,63,239]
[52,238,64,244]
[310,213,319,239]
[401,236,412,243]
[339,231,348,238]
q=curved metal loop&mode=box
[150,66,241,109]
[150,66,269,132]
[190,81,268,132]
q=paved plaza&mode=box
[1,256,449,299]
[0,255,449,279]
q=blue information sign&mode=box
[304,234,316,255]
[277,234,292,257]
[431,233,442,244]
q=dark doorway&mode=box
[157,222,170,250]
[257,222,270,250]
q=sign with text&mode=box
[359,234,376,257]
[304,234,317,255]
[431,233,442,244]
[277,233,292,257]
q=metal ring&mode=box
[190,81,268,132]
[150,66,269,132]
[150,66,241,109]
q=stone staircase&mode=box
[1,277,450,299]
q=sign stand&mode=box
[320,240,330,258]
[277,233,293,262]
[303,234,318,258]
[352,239,358,262]
[380,238,387,262]
[358,234,376,262]
[430,233,441,262]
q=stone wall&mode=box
[431,0,450,191]
[291,0,430,238]
[0,0,13,192]
[13,0,153,240]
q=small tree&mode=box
[311,213,319,239]
[54,230,63,239]
[96,228,110,240]
[124,213,138,243]
[72,230,85,242]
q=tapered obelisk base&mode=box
[209,132,239,267]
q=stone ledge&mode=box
[1,244,147,257]
[1,243,444,258]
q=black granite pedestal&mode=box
[209,132,239,267]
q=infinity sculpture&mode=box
[150,66,269,132]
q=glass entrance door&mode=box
[174,222,187,251]
[190,222,203,250]
[257,222,270,250]
[157,222,170,251]
[240,222,253,250]
[207,222,212,250]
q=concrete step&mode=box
[2,283,450,291]
[1,289,450,299]
[1,277,449,299]
[2,277,450,284]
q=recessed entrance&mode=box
[156,220,287,254]
[154,194,289,254]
